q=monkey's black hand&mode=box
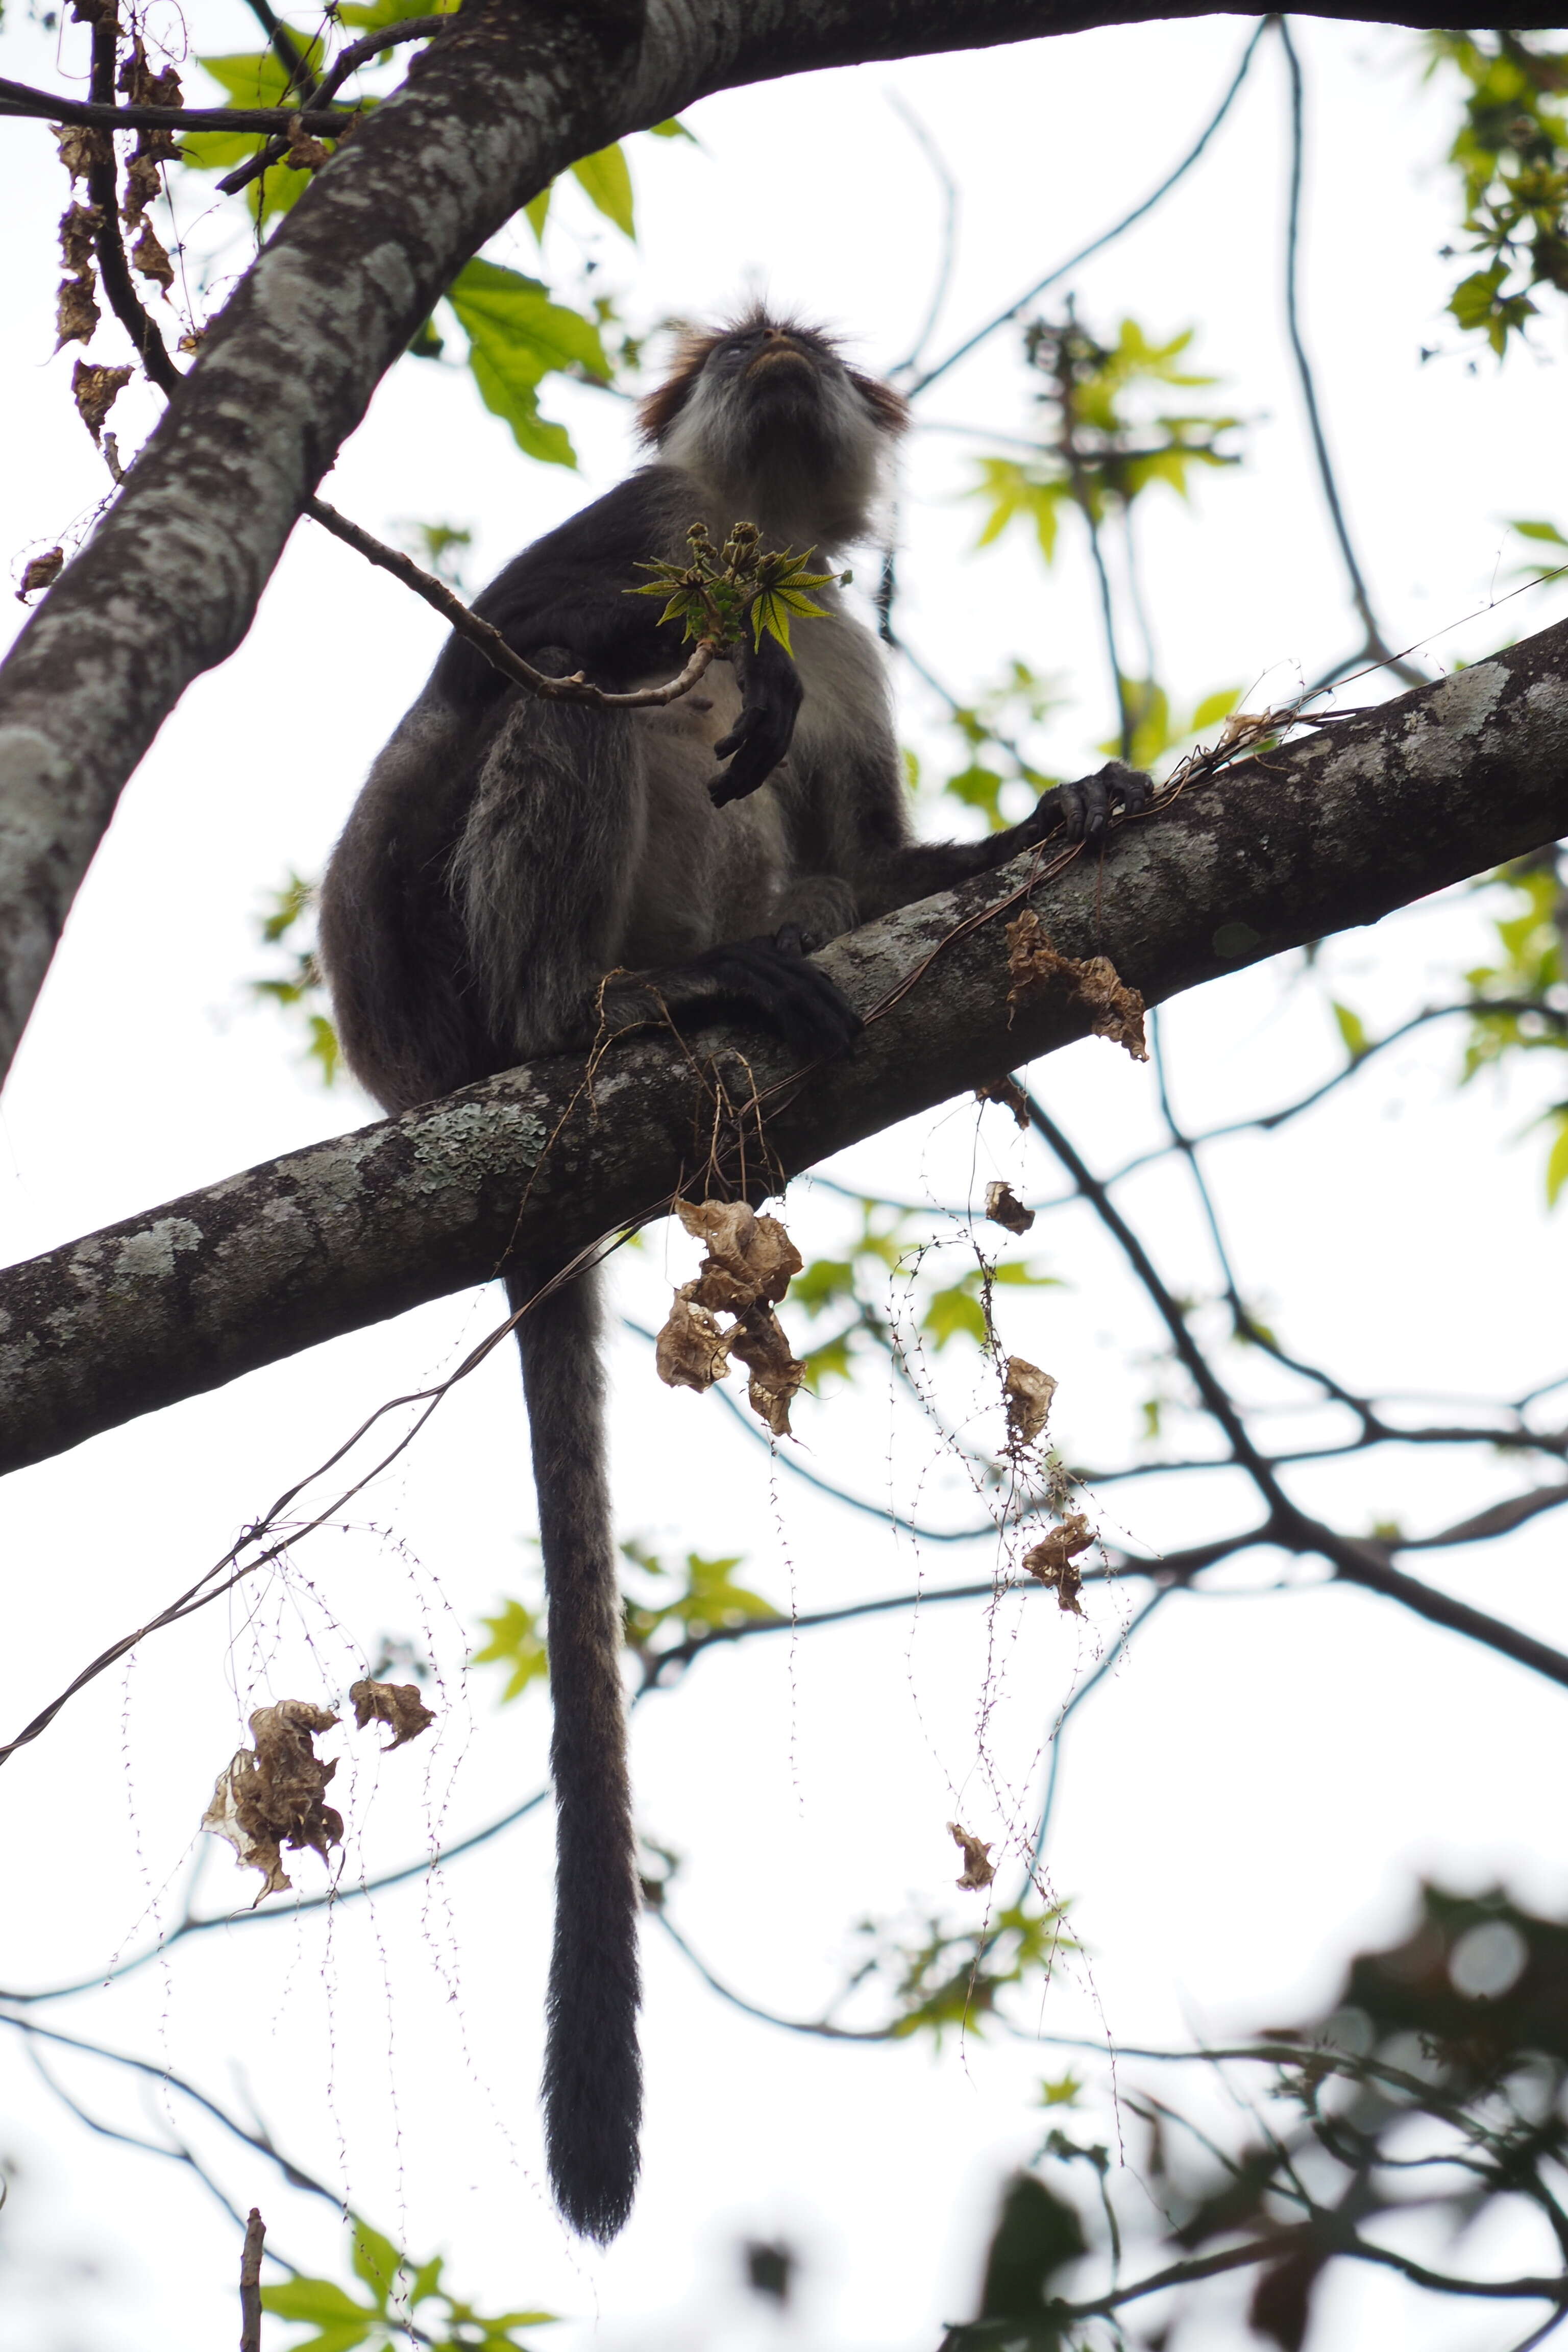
[1042,758,1154,845]
[668,930,862,1060]
[710,636,803,807]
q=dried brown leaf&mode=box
[284,117,331,171]
[675,1198,802,1312]
[654,1285,731,1393]
[121,151,163,226]
[202,1699,342,1898]
[948,1821,996,1891]
[985,1180,1035,1236]
[177,326,207,355]
[1004,911,1147,1061]
[17,549,65,603]
[349,1676,436,1751]
[59,200,101,277]
[118,39,180,109]
[54,122,113,179]
[130,220,174,290]
[1073,954,1149,1061]
[56,273,99,350]
[975,1073,1030,1128]
[1022,1513,1095,1614]
[1003,1355,1057,1451]
[727,1304,804,1438]
[71,359,132,441]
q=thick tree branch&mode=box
[4,624,1568,1473]
[1,0,1565,1084]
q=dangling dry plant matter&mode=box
[985,1180,1036,1236]
[55,197,101,349]
[349,1676,436,1752]
[1022,1513,1096,1615]
[655,1198,805,1437]
[71,359,132,442]
[974,1073,1031,1128]
[948,1821,996,1891]
[1004,909,1149,1061]
[202,1700,344,1899]
[1003,1355,1058,1453]
[16,549,65,603]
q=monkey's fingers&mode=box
[711,707,793,806]
[671,938,862,1059]
[1056,758,1154,844]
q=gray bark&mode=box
[4,620,1566,1476]
[0,0,1562,1082]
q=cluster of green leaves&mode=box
[923,660,1063,834]
[1096,676,1239,773]
[263,2217,552,2351]
[472,1543,780,1699]
[248,871,338,1084]
[970,317,1241,561]
[791,1202,1060,1388]
[1429,30,1568,354]
[851,1895,1077,2046]
[1461,852,1568,1202]
[631,520,845,656]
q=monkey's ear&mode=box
[636,326,723,445]
[848,369,910,436]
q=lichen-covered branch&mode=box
[3,621,1567,1474]
[1,0,1565,1085]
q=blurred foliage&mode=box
[970,314,1241,561]
[941,1881,1568,2348]
[851,1896,1078,2047]
[791,1202,1061,1388]
[263,2216,553,2350]
[1462,851,1568,1205]
[248,872,338,1085]
[1430,30,1568,354]
[472,1544,781,1701]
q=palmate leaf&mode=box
[445,261,610,467]
[472,1598,549,1701]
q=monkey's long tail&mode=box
[509,1263,642,2244]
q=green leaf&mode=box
[337,0,459,24]
[1510,518,1568,546]
[472,1598,549,1701]
[793,1258,856,1312]
[262,2277,375,2325]
[647,116,695,140]
[446,261,611,467]
[1036,2071,1083,2106]
[407,2255,446,2307]
[1547,1109,1568,1207]
[570,143,635,239]
[969,458,1066,563]
[944,764,1008,830]
[921,1285,989,1350]
[1190,684,1241,731]
[350,2221,402,2309]
[263,2327,376,2352]
[306,1013,341,1086]
[524,185,551,242]
[1331,1000,1370,1062]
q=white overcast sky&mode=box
[3,8,1568,2349]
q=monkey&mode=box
[316,306,1149,2245]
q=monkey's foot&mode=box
[659,933,862,1060]
[1053,758,1153,844]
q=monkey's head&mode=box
[637,307,908,548]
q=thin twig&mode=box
[305,495,719,708]
[217,15,455,197]
[240,2209,266,2352]
[0,75,355,133]
[904,20,1269,396]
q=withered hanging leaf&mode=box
[727,1305,805,1438]
[130,221,175,291]
[284,116,331,172]
[121,151,163,228]
[975,1072,1031,1128]
[1022,1513,1095,1614]
[655,1285,731,1393]
[56,272,100,346]
[177,326,207,355]
[117,38,180,108]
[1003,1356,1057,1451]
[201,1700,343,1898]
[1072,954,1149,1060]
[985,1180,1036,1237]
[59,200,101,277]
[54,122,113,179]
[948,1820,996,1891]
[71,359,132,442]
[675,1197,802,1312]
[1004,910,1149,1062]
[349,1677,436,1751]
[17,549,65,603]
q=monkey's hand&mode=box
[710,636,803,807]
[1024,758,1153,847]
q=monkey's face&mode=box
[642,310,907,521]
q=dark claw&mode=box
[682,935,862,1060]
[1056,758,1153,844]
